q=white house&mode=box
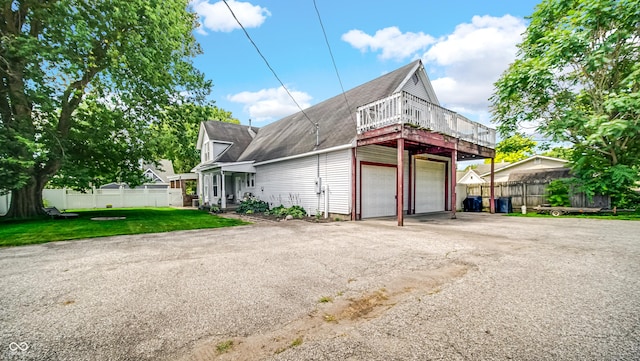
[478,155,569,182]
[194,60,496,225]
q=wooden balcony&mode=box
[356,91,496,149]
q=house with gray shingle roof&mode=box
[194,60,496,225]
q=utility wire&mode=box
[312,0,355,125]
[222,0,317,133]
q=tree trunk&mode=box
[4,176,46,219]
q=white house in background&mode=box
[194,60,496,225]
[478,155,569,183]
[457,169,485,185]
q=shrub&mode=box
[270,204,307,219]
[236,197,269,214]
[546,180,571,207]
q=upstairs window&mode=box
[204,142,211,161]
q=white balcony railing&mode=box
[356,91,496,148]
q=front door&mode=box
[235,176,243,203]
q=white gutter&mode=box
[253,143,354,166]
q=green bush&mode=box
[236,197,269,214]
[270,204,307,219]
[612,190,640,210]
[546,180,571,207]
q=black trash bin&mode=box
[463,196,483,212]
[494,197,513,213]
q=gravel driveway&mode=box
[1,213,639,360]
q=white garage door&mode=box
[361,165,396,218]
[415,159,445,213]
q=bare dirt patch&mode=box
[180,261,471,361]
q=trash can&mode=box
[463,196,483,212]
[494,197,513,213]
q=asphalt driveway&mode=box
[1,213,639,360]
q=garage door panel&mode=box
[362,165,396,218]
[415,160,445,213]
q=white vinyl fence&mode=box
[0,192,10,216]
[0,187,183,215]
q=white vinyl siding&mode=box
[255,149,352,215]
[402,72,431,103]
[414,159,445,213]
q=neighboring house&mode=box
[194,60,496,225]
[100,159,176,189]
[457,169,486,185]
[478,155,569,183]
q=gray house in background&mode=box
[101,159,176,190]
[194,60,496,225]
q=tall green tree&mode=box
[491,0,640,206]
[486,134,537,164]
[542,146,574,161]
[151,104,239,174]
[0,0,211,218]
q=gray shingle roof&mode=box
[238,60,422,163]
[202,121,257,162]
[508,167,571,182]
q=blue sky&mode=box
[189,0,541,128]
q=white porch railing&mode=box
[356,91,496,148]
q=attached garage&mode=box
[361,164,396,218]
[414,159,445,213]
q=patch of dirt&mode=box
[177,261,472,361]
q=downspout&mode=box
[323,184,329,219]
[317,154,321,216]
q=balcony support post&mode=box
[490,157,496,214]
[397,138,405,226]
[450,147,457,219]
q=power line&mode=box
[312,0,355,125]
[222,0,318,137]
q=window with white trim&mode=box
[204,142,211,161]
[246,173,255,188]
[212,174,218,197]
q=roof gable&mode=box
[199,121,257,162]
[458,169,485,184]
[142,159,174,183]
[396,62,440,105]
[238,60,427,163]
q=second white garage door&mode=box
[361,164,396,218]
[414,159,445,213]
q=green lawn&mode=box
[506,209,640,220]
[0,207,249,247]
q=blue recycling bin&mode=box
[494,197,513,213]
[463,196,483,212]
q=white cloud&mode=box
[423,15,526,115]
[342,27,435,60]
[341,15,526,124]
[190,0,270,33]
[227,86,313,122]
